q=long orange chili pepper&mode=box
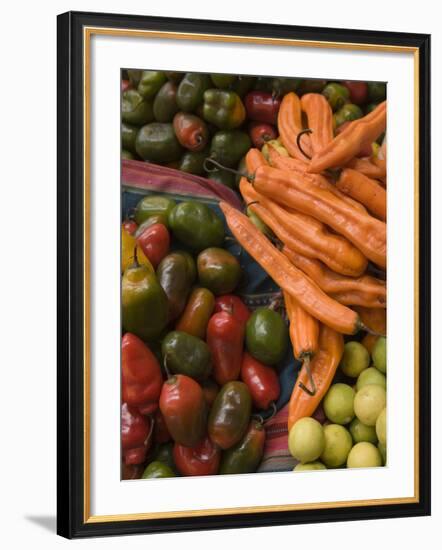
[287,324,344,431]
[284,291,319,396]
[337,168,386,221]
[346,156,386,181]
[355,306,387,350]
[241,180,368,277]
[300,93,334,154]
[219,201,363,335]
[251,165,387,268]
[266,145,368,214]
[308,101,386,173]
[283,248,386,308]
[278,92,312,161]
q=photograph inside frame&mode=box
[120,69,387,481]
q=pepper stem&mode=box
[298,356,317,396]
[163,353,173,380]
[132,245,140,267]
[296,129,313,160]
[361,323,386,338]
[204,157,254,182]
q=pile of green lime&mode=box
[288,337,387,470]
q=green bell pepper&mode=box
[153,81,179,122]
[135,122,183,163]
[203,89,246,130]
[122,90,154,126]
[209,130,252,168]
[162,331,212,380]
[137,71,167,99]
[176,73,212,112]
[142,461,175,479]
[169,201,225,252]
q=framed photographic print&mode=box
[57,11,431,539]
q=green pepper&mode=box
[137,71,167,99]
[179,149,209,176]
[231,76,256,97]
[127,69,141,87]
[207,169,237,189]
[122,255,169,341]
[367,81,386,103]
[203,89,246,130]
[210,74,237,88]
[157,251,196,321]
[122,150,134,160]
[322,82,350,112]
[245,307,289,365]
[122,122,138,153]
[208,381,252,450]
[176,73,212,112]
[135,122,183,163]
[153,81,179,122]
[142,461,175,479]
[169,201,225,252]
[334,103,364,128]
[150,442,176,471]
[253,76,273,92]
[122,90,154,126]
[219,420,265,474]
[197,247,241,296]
[209,130,252,168]
[162,331,212,380]
[134,195,176,226]
[297,79,327,95]
[271,77,302,96]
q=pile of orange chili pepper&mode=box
[219,91,387,432]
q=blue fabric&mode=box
[123,186,301,416]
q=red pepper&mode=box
[121,403,153,465]
[159,374,207,447]
[240,352,280,410]
[122,79,132,92]
[123,219,137,235]
[244,91,281,125]
[213,295,251,327]
[249,122,278,149]
[207,311,245,385]
[342,81,368,105]
[136,223,170,269]
[121,462,144,480]
[173,436,220,476]
[122,333,163,415]
[153,409,171,444]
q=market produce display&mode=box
[121,70,387,479]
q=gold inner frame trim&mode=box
[83,26,420,524]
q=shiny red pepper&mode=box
[159,374,207,447]
[173,436,220,476]
[207,311,245,385]
[136,223,170,269]
[213,295,250,327]
[244,91,281,125]
[123,219,137,235]
[153,409,171,444]
[122,79,132,92]
[121,462,144,480]
[249,122,278,149]
[122,333,163,415]
[240,352,280,410]
[121,402,153,465]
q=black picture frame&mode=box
[57,10,431,539]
